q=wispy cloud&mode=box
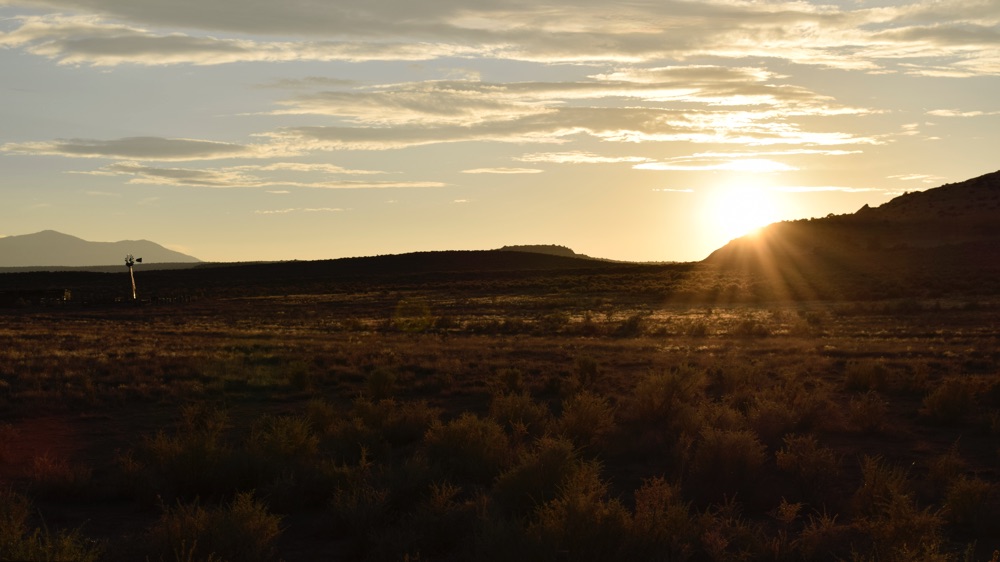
[635,158,796,173]
[3,2,997,75]
[928,109,1000,117]
[460,167,543,174]
[518,151,651,165]
[0,15,477,66]
[74,161,445,188]
[268,103,880,152]
[887,173,946,183]
[255,207,344,214]
[0,136,286,161]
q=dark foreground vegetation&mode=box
[1,254,999,562]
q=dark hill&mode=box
[0,249,638,302]
[0,230,200,268]
[498,244,615,262]
[704,169,1000,299]
[499,245,581,258]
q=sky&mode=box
[1,0,998,263]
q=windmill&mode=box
[125,254,142,301]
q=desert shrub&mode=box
[247,414,318,463]
[147,492,282,562]
[329,452,391,545]
[29,453,94,500]
[920,378,975,424]
[537,311,571,333]
[892,361,932,395]
[489,391,550,439]
[527,463,631,562]
[424,413,510,485]
[614,312,647,337]
[432,313,459,331]
[368,481,480,561]
[304,398,340,436]
[848,391,888,433]
[747,395,801,449]
[625,477,697,560]
[855,492,946,562]
[619,367,707,466]
[573,356,602,392]
[801,309,828,327]
[365,366,398,400]
[707,361,757,401]
[322,414,386,466]
[0,487,103,562]
[623,365,706,430]
[795,512,858,562]
[730,317,770,338]
[924,443,967,500]
[241,414,322,507]
[944,475,997,533]
[689,428,767,504]
[851,455,911,519]
[488,368,525,394]
[493,437,583,517]
[698,402,748,432]
[129,403,239,501]
[351,397,441,448]
[556,391,616,449]
[775,434,840,506]
[282,359,314,391]
[763,498,802,561]
[683,319,709,337]
[843,359,891,392]
[695,499,765,561]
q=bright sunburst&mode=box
[702,181,782,243]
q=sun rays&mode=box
[701,179,784,244]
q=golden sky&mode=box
[1,0,998,262]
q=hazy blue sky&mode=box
[2,0,998,262]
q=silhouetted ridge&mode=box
[499,245,579,258]
[197,249,617,279]
[703,169,1000,299]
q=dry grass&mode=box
[1,289,998,561]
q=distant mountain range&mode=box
[0,230,200,268]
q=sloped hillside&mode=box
[704,169,1000,299]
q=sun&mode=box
[702,181,782,243]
